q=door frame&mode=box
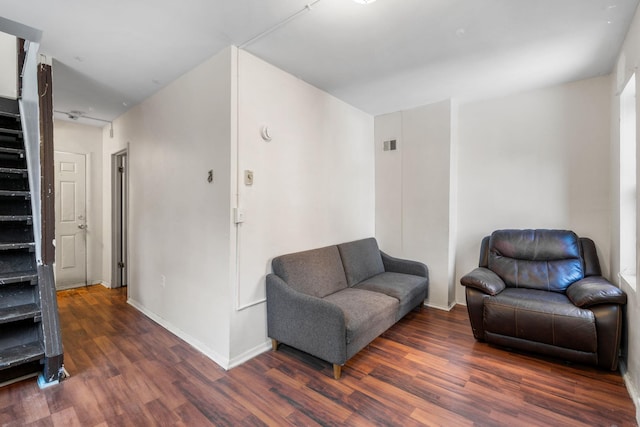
[111,148,129,288]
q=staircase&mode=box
[0,97,63,385]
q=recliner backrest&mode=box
[487,229,584,292]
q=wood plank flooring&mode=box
[0,284,637,426]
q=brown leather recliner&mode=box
[461,229,627,370]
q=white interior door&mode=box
[54,151,87,289]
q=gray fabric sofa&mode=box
[266,237,429,379]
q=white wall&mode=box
[229,49,375,364]
[102,47,235,367]
[54,120,103,285]
[98,46,374,368]
[375,100,457,310]
[0,32,17,99]
[612,5,640,422]
[455,77,612,303]
[376,77,611,312]
[19,42,42,263]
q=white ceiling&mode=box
[0,0,638,125]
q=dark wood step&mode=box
[0,215,32,223]
[0,147,24,156]
[0,190,30,199]
[0,128,22,138]
[0,271,38,285]
[0,304,40,325]
[0,98,19,116]
[0,167,27,176]
[0,135,21,144]
[0,111,19,119]
[0,242,35,251]
[0,341,43,370]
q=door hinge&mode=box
[118,262,125,269]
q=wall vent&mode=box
[383,139,397,151]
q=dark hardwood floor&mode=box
[0,285,636,426]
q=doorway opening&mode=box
[54,150,87,290]
[112,149,128,288]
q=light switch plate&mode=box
[234,208,245,223]
[244,170,254,186]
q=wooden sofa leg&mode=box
[271,339,279,351]
[333,364,342,380]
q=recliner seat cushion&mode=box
[483,288,597,353]
[488,229,584,292]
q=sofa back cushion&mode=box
[337,238,385,286]
[272,245,348,298]
[488,229,584,292]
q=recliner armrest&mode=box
[380,251,428,278]
[566,276,627,308]
[460,267,506,296]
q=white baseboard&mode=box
[55,282,89,291]
[620,360,640,425]
[126,298,231,370]
[425,301,457,311]
[228,341,272,369]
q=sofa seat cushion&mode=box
[272,245,348,298]
[355,272,427,319]
[484,288,597,353]
[323,288,398,346]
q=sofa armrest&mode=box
[266,274,348,365]
[566,276,627,308]
[380,251,429,278]
[460,267,506,296]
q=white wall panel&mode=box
[612,5,640,422]
[0,32,17,99]
[102,47,234,367]
[456,77,611,304]
[375,100,457,310]
[231,49,374,362]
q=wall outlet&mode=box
[160,274,166,288]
